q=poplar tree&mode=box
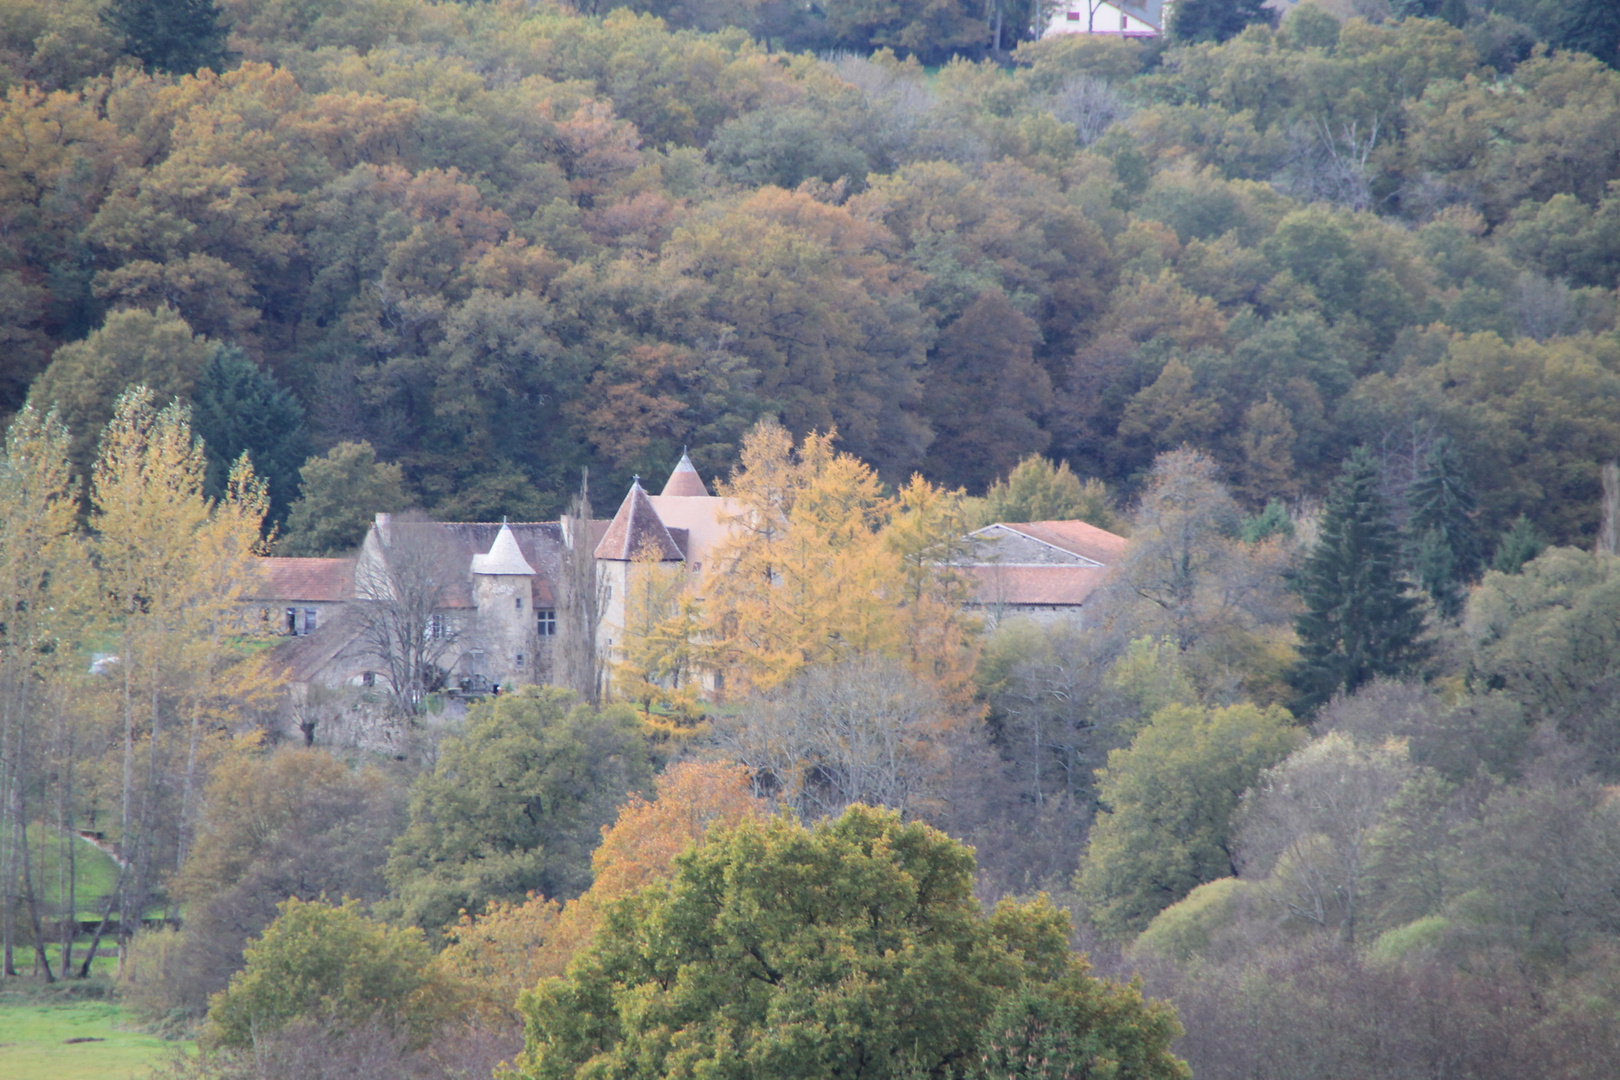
[1289,448,1429,714]
[89,388,274,964]
[0,408,86,979]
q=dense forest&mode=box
[1,0,1618,544]
[5,0,1620,1078]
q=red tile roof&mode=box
[661,452,711,497]
[250,558,355,602]
[595,481,684,561]
[1003,520,1128,565]
[965,564,1112,607]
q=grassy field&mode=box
[0,988,178,1080]
[31,829,123,920]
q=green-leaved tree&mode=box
[385,687,651,935]
[205,897,457,1049]
[512,805,1190,1080]
[103,0,230,74]
[1076,701,1303,940]
[277,441,407,555]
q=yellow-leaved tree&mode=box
[89,387,280,957]
[696,418,980,696]
[611,541,709,735]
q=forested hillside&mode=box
[1,0,1618,546]
[6,2,1620,1079]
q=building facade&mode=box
[253,454,1130,722]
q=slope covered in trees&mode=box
[0,0,1617,550]
[4,3,1620,1080]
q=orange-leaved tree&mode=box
[440,761,769,1020]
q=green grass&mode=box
[25,829,122,920]
[0,995,179,1080]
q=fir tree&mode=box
[1406,436,1484,617]
[1241,499,1295,544]
[1169,0,1270,43]
[1492,514,1547,575]
[191,347,309,529]
[1289,448,1429,714]
[103,0,230,75]
[1559,0,1620,68]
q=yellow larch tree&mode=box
[705,421,900,693]
[611,541,709,734]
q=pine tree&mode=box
[1405,436,1484,617]
[1289,448,1429,714]
[1169,0,1270,43]
[103,0,230,75]
[1492,514,1547,575]
[1559,0,1620,68]
[191,347,309,530]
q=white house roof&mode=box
[471,520,537,576]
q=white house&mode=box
[1042,0,1166,38]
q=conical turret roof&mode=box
[471,520,537,575]
[661,451,710,498]
[595,480,685,561]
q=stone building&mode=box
[251,452,1129,743]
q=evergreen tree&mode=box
[1492,514,1547,575]
[103,0,230,75]
[1558,0,1620,68]
[191,347,309,530]
[1241,499,1295,544]
[1289,448,1429,714]
[1406,436,1484,617]
[1169,0,1270,43]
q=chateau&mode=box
[249,453,1127,734]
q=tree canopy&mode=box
[512,804,1189,1080]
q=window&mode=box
[1066,9,1080,18]
[305,608,317,632]
[285,608,298,635]
[427,613,448,639]
[1120,11,1127,29]
[515,596,523,611]
[536,608,556,636]
[516,653,524,665]
[362,671,375,687]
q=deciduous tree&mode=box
[1077,700,1302,939]
[511,805,1188,1080]
[278,441,408,555]
[206,897,458,1050]
[384,686,650,935]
